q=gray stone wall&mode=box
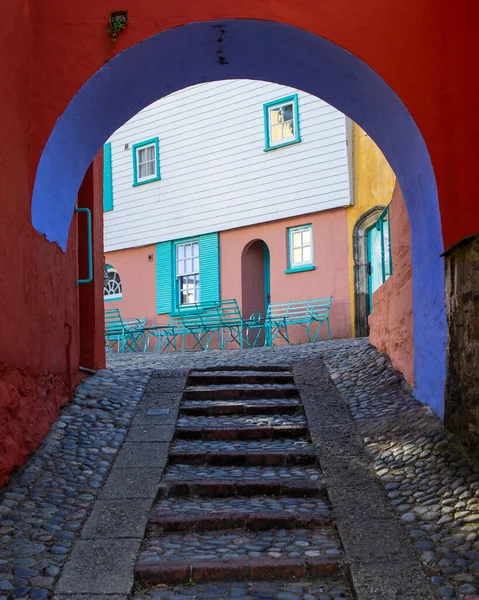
[444,234,479,456]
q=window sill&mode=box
[104,296,122,302]
[133,175,161,187]
[263,138,301,152]
[284,265,315,274]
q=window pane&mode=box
[177,260,185,276]
[138,148,146,163]
[301,229,311,244]
[292,232,302,248]
[146,160,155,176]
[269,107,282,125]
[146,145,155,161]
[192,242,199,258]
[177,245,184,260]
[302,246,311,263]
[270,124,283,143]
[282,121,295,139]
[193,257,199,272]
[293,248,302,264]
[139,163,146,178]
[185,244,192,258]
[281,103,293,121]
[185,258,193,274]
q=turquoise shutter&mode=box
[156,241,173,314]
[199,233,220,303]
[103,142,113,212]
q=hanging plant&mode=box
[106,11,128,43]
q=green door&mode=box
[367,225,383,315]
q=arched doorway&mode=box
[241,240,271,320]
[353,206,385,336]
[30,19,445,415]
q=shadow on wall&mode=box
[369,182,414,387]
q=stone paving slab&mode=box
[80,498,152,539]
[100,468,164,500]
[128,425,177,443]
[55,538,141,595]
[114,442,170,469]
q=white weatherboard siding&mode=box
[104,80,352,252]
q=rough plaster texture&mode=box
[444,235,479,456]
[369,183,415,389]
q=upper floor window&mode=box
[176,241,200,305]
[104,265,122,301]
[286,225,314,273]
[132,138,161,186]
[263,94,301,151]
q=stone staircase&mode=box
[132,366,353,599]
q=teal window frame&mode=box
[285,224,315,274]
[263,94,301,152]
[174,237,200,310]
[132,137,161,186]
[374,205,393,284]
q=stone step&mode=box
[181,397,302,416]
[187,369,294,386]
[176,414,307,440]
[168,438,317,466]
[183,383,298,401]
[131,576,354,600]
[136,527,343,584]
[148,496,331,532]
[159,464,324,498]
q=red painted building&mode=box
[1,0,478,484]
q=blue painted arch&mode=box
[31,19,446,417]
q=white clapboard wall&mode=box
[104,79,352,252]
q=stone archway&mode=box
[353,205,385,337]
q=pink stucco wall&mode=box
[369,183,414,386]
[105,208,352,343]
[104,245,158,325]
[221,208,351,342]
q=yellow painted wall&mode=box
[348,123,396,335]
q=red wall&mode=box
[369,183,414,386]
[30,1,479,250]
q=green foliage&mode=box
[106,12,128,43]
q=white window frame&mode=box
[104,265,122,301]
[175,241,200,306]
[264,94,301,151]
[288,225,314,270]
[132,137,160,186]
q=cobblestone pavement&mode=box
[0,369,150,600]
[0,340,477,599]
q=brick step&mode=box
[159,464,324,497]
[135,556,341,585]
[183,384,298,401]
[148,496,331,532]
[181,398,302,416]
[136,527,342,584]
[176,414,307,440]
[158,479,325,498]
[131,576,354,600]
[168,438,317,466]
[187,370,294,386]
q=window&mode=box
[104,265,122,301]
[374,206,392,284]
[132,138,160,186]
[263,94,301,151]
[285,225,315,273]
[176,241,200,305]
